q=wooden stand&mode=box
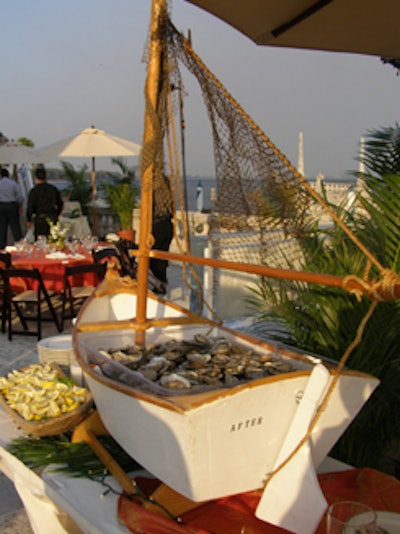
[71,410,203,518]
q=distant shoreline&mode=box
[51,173,356,212]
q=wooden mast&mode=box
[135,0,165,346]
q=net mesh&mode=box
[165,18,313,269]
[140,10,314,266]
[140,7,397,313]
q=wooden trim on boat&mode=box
[76,315,212,333]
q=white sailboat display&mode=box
[74,274,378,503]
[73,1,399,531]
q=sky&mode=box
[2,0,399,180]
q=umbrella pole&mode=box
[91,156,98,235]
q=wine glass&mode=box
[326,501,377,533]
[36,235,47,253]
[91,235,99,248]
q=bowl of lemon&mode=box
[0,363,93,436]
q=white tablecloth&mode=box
[0,407,129,534]
[0,406,350,534]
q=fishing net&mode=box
[139,5,399,319]
[142,12,312,267]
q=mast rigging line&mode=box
[136,0,400,344]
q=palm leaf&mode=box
[247,124,400,469]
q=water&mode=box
[178,177,216,211]
[53,177,218,212]
[182,176,355,211]
[54,174,353,213]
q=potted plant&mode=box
[60,161,92,216]
[103,158,140,242]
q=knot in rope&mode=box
[343,269,400,302]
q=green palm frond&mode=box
[103,158,140,230]
[7,434,141,477]
[361,124,400,176]
[247,124,400,469]
[60,161,91,215]
[357,174,400,268]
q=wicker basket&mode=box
[0,364,93,437]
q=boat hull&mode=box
[74,288,379,501]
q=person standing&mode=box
[0,168,23,249]
[26,165,63,240]
[150,175,173,294]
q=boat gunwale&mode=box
[74,273,216,334]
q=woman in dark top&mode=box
[26,166,63,240]
[150,174,174,294]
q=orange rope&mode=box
[343,268,400,302]
[263,299,378,487]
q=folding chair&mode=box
[0,252,12,333]
[110,240,162,292]
[91,247,124,276]
[60,262,106,330]
[92,247,120,265]
[3,267,62,340]
[115,239,138,279]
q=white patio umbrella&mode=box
[184,0,400,58]
[0,140,46,165]
[37,126,142,200]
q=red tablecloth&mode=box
[118,468,400,534]
[11,250,95,292]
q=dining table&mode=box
[9,247,96,293]
[1,397,400,534]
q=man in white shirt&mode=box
[0,168,24,249]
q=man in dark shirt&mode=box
[26,166,63,240]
